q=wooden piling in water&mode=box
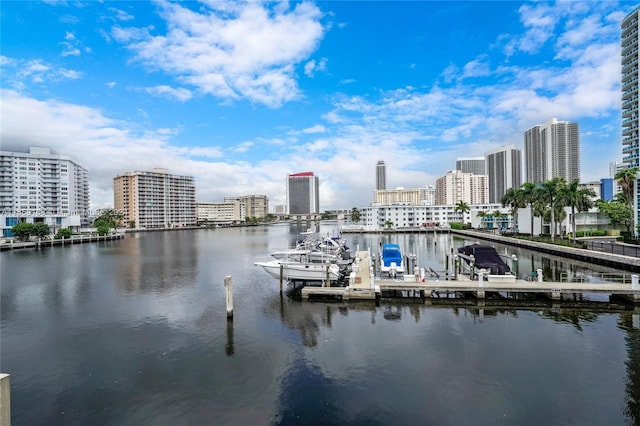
[224,276,233,319]
[0,373,10,426]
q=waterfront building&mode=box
[485,145,522,204]
[113,168,196,229]
[0,147,89,237]
[524,117,580,183]
[360,203,509,231]
[456,157,486,175]
[376,161,386,190]
[435,170,488,205]
[224,195,269,219]
[286,171,319,215]
[197,201,241,225]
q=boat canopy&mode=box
[457,244,511,275]
[381,243,403,267]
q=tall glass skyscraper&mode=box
[376,161,386,190]
[485,145,522,204]
[286,171,319,215]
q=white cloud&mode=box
[143,85,193,102]
[304,57,328,77]
[1,57,82,87]
[112,1,325,108]
[303,124,326,134]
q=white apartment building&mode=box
[435,170,488,205]
[114,168,196,229]
[621,7,640,230]
[524,117,580,184]
[197,201,242,225]
[0,147,89,237]
[361,203,508,231]
[421,185,436,205]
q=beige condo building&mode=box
[114,168,196,229]
[435,170,488,205]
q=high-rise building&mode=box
[622,8,640,229]
[376,161,386,190]
[456,157,486,175]
[524,117,580,183]
[0,146,90,236]
[435,170,488,205]
[286,171,319,215]
[113,168,196,229]
[485,145,522,204]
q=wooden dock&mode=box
[301,251,379,300]
[300,251,640,304]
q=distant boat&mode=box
[380,243,404,277]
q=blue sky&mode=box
[0,1,634,211]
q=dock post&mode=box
[224,276,233,319]
[537,269,543,283]
[279,264,284,293]
[0,373,9,426]
[476,273,485,299]
[470,255,475,279]
[632,275,639,291]
[453,255,459,280]
[445,255,449,279]
[511,255,518,278]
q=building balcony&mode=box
[622,18,639,37]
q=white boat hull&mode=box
[255,260,340,281]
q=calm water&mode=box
[1,223,639,425]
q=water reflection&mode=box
[3,225,640,425]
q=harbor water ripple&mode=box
[1,223,639,425]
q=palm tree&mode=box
[615,167,638,237]
[492,210,504,230]
[559,179,595,241]
[501,187,524,232]
[535,177,566,243]
[454,200,470,224]
[476,210,487,229]
[520,182,537,237]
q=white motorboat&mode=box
[380,243,405,277]
[269,248,340,264]
[254,258,341,281]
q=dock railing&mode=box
[559,272,635,283]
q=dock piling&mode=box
[537,269,543,283]
[0,373,9,426]
[224,276,233,319]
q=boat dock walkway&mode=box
[300,251,640,304]
[301,250,379,300]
